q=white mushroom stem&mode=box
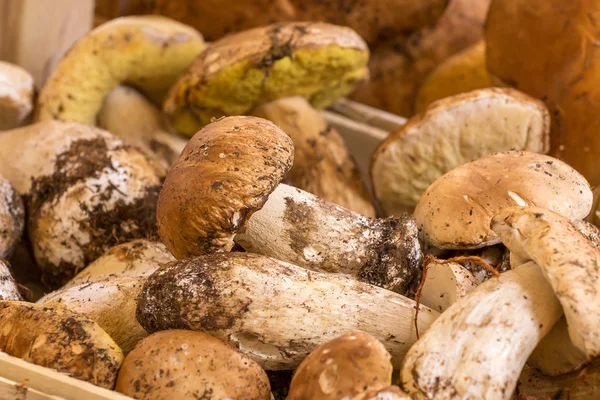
[0,174,24,259]
[0,260,22,301]
[419,259,479,313]
[38,240,173,354]
[98,86,188,171]
[137,253,439,370]
[401,261,563,399]
[0,121,162,287]
[0,61,34,130]
[237,183,422,294]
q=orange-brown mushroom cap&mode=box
[156,116,294,259]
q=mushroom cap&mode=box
[373,89,550,216]
[116,330,271,399]
[36,16,205,125]
[414,41,489,112]
[149,0,448,43]
[163,22,369,135]
[491,206,600,359]
[0,61,34,130]
[157,116,294,258]
[414,151,592,249]
[0,175,24,259]
[287,332,392,400]
[485,0,600,186]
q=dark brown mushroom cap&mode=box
[156,116,294,259]
[116,330,271,400]
[163,22,369,135]
[287,332,392,400]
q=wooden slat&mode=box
[0,377,65,400]
[0,353,132,400]
[0,0,94,89]
[329,98,407,133]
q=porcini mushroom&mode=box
[414,151,592,250]
[0,260,22,301]
[98,86,188,171]
[371,89,550,215]
[37,240,175,354]
[419,258,479,313]
[286,332,393,400]
[36,16,205,125]
[400,206,600,400]
[0,174,24,259]
[163,22,375,214]
[0,300,124,389]
[158,116,421,294]
[136,252,439,370]
[0,61,34,130]
[414,41,490,112]
[116,330,271,399]
[0,121,162,287]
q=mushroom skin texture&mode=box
[36,16,205,125]
[486,0,600,186]
[0,174,24,259]
[0,61,34,130]
[401,261,563,399]
[0,121,162,288]
[98,86,188,171]
[372,89,550,215]
[37,240,174,354]
[0,301,124,389]
[0,260,22,300]
[149,0,449,43]
[350,0,491,116]
[136,252,439,370]
[414,151,592,250]
[116,330,271,400]
[419,259,479,312]
[250,96,375,217]
[287,332,393,400]
[158,116,422,295]
[415,41,490,112]
[164,22,369,135]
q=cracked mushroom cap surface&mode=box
[414,151,592,249]
[157,116,294,259]
[287,332,392,400]
[492,207,600,360]
[371,88,550,215]
[163,22,369,135]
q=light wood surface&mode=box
[0,0,94,89]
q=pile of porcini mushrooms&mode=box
[1,1,600,399]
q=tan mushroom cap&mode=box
[164,22,369,135]
[491,207,600,360]
[157,116,294,258]
[116,330,271,399]
[372,88,550,215]
[287,332,392,400]
[414,151,592,249]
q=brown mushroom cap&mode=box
[287,332,392,400]
[157,116,294,259]
[371,88,550,215]
[149,0,449,44]
[414,151,592,249]
[116,330,271,399]
[163,22,369,135]
[485,0,600,186]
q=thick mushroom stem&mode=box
[0,121,162,287]
[0,260,22,300]
[250,96,375,217]
[400,261,563,399]
[136,252,439,370]
[419,259,479,312]
[238,184,422,294]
